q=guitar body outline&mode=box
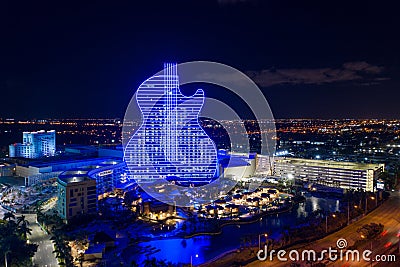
[124,63,218,186]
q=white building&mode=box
[9,130,56,158]
[221,152,257,180]
[272,157,384,192]
[255,154,274,175]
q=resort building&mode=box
[15,157,123,187]
[272,157,384,192]
[56,159,128,222]
[57,175,97,222]
[9,130,56,158]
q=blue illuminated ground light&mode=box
[125,63,218,186]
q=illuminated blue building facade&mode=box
[57,159,128,221]
[9,130,56,158]
[125,63,218,186]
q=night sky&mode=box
[2,0,400,119]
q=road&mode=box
[247,191,400,267]
[25,213,59,267]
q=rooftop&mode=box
[274,157,384,171]
[58,176,93,184]
[28,157,118,168]
[58,159,124,185]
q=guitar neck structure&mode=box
[164,63,179,163]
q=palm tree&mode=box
[16,218,32,240]
[16,214,29,226]
[77,252,84,267]
[34,201,44,213]
[65,253,74,267]
[3,212,15,221]
[18,223,32,239]
[143,257,158,267]
[50,234,62,244]
[16,215,31,239]
[53,248,63,259]
[157,259,168,267]
[5,219,17,235]
[53,214,64,228]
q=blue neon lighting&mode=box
[124,63,218,186]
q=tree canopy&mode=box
[0,212,38,266]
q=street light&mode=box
[364,195,376,214]
[4,251,10,267]
[259,233,268,251]
[287,174,294,187]
[190,254,199,267]
[370,196,376,210]
[326,214,336,234]
[360,234,373,266]
[371,196,377,207]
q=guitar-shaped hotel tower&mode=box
[124,63,218,186]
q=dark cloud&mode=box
[247,62,388,87]
[342,61,384,74]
